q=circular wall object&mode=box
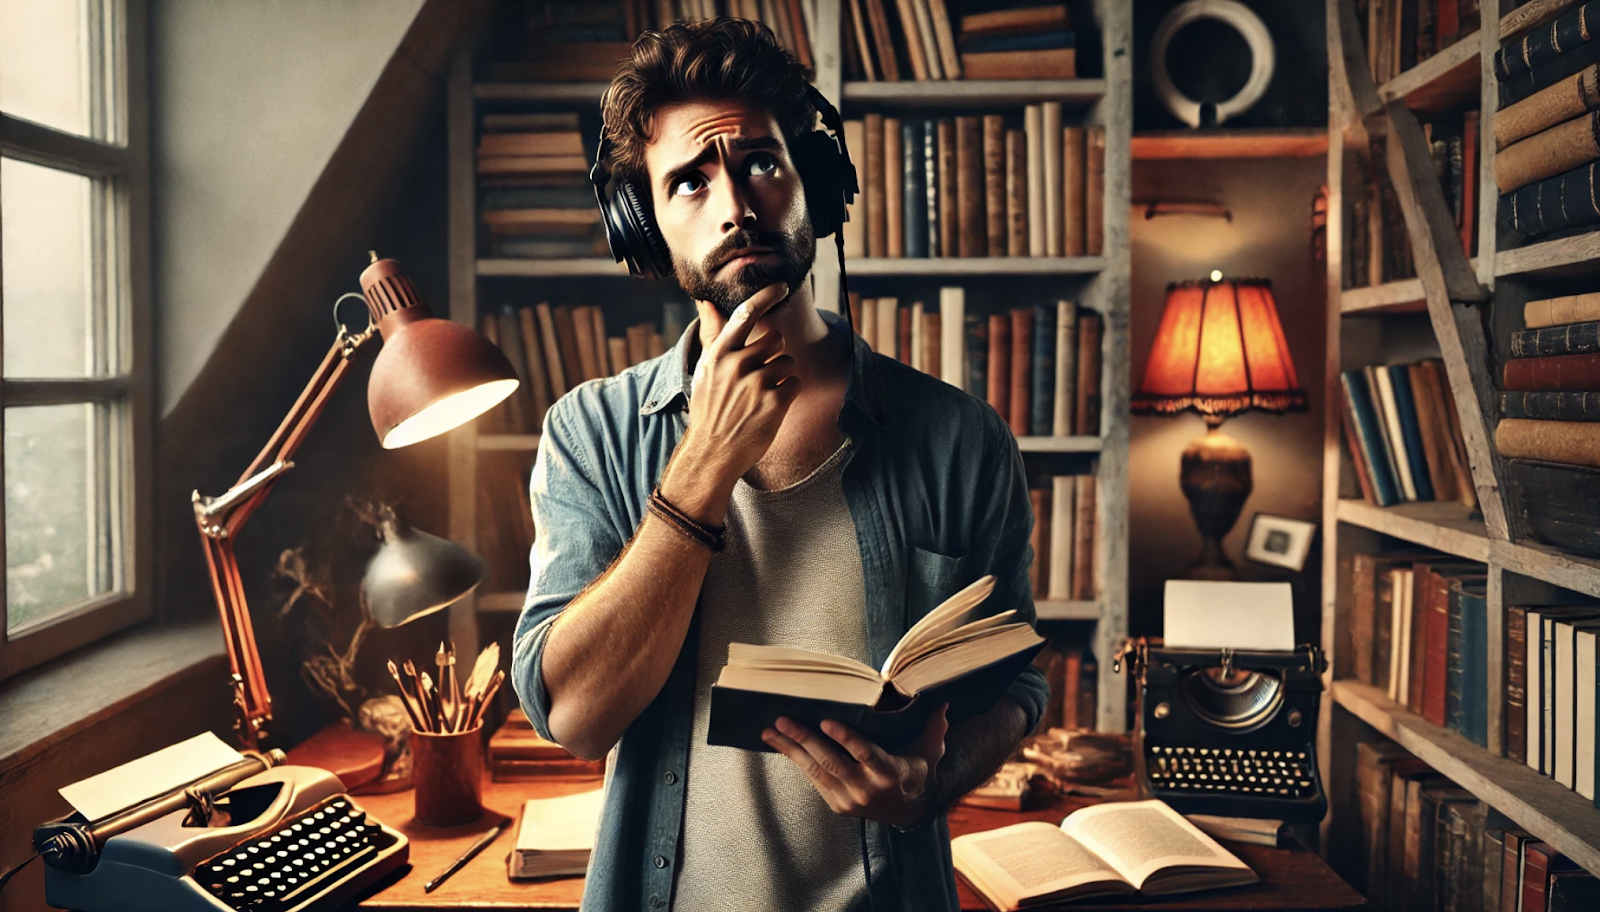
[1150,0,1276,127]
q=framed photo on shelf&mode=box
[1244,513,1317,572]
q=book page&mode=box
[726,643,881,680]
[880,575,996,676]
[715,666,886,705]
[1061,800,1253,891]
[951,821,1126,909]
[886,610,1017,678]
[515,788,605,852]
[891,623,1045,696]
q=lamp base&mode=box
[1179,424,1252,581]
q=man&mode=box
[511,17,1048,912]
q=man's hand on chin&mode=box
[761,703,950,830]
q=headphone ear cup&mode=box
[606,180,673,280]
[792,130,848,240]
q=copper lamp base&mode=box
[1179,422,1252,580]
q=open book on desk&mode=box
[708,575,1046,753]
[951,799,1258,909]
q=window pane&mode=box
[0,0,89,137]
[5,403,115,633]
[2,157,95,379]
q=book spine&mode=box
[843,120,867,259]
[898,300,914,366]
[1085,125,1105,256]
[902,120,928,258]
[926,0,961,78]
[1352,553,1377,685]
[1025,105,1044,256]
[1062,125,1086,257]
[890,0,930,80]
[1008,308,1033,436]
[1071,474,1095,600]
[1074,311,1102,436]
[1483,827,1505,912]
[1342,370,1402,506]
[1496,111,1600,195]
[1047,475,1074,600]
[1446,579,1466,736]
[922,310,940,379]
[1343,400,1380,505]
[1390,364,1437,500]
[1528,291,1600,329]
[1029,487,1049,598]
[939,286,964,387]
[924,118,941,256]
[956,116,985,257]
[1030,303,1055,437]
[983,115,1006,257]
[1495,67,1600,151]
[861,298,878,351]
[1042,102,1063,256]
[1501,390,1600,420]
[863,0,902,82]
[1407,363,1449,501]
[965,312,988,399]
[1496,417,1600,467]
[1424,570,1451,726]
[1380,564,1401,699]
[588,307,610,379]
[938,118,958,257]
[569,306,599,383]
[959,47,1077,79]
[534,303,567,399]
[1355,742,1393,895]
[1508,605,1529,764]
[1371,365,1418,500]
[885,116,904,257]
[1005,129,1028,256]
[878,297,900,360]
[986,313,1009,417]
[552,305,584,395]
[1496,0,1600,79]
[1523,843,1556,912]
[1052,301,1077,437]
[606,337,628,375]
[1500,161,1600,243]
[1511,321,1600,358]
[909,300,924,372]
[1407,568,1428,714]
[865,113,887,258]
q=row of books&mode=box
[1360,0,1483,87]
[473,111,608,260]
[1338,360,1478,509]
[842,107,1105,260]
[1493,291,1600,559]
[1495,3,1600,245]
[1344,115,1479,289]
[478,300,691,435]
[843,1,1077,82]
[1029,476,1096,604]
[1034,645,1097,733]
[478,453,535,594]
[1354,742,1600,912]
[1343,554,1489,747]
[849,293,1103,438]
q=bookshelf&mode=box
[1321,0,1600,887]
[444,0,1133,732]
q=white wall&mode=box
[149,0,426,416]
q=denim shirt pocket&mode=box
[905,545,967,625]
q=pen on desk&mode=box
[424,815,512,893]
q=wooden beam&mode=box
[1334,0,1384,118]
[1130,129,1327,160]
[1383,100,1509,539]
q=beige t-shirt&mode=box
[671,437,870,912]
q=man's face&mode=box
[643,99,815,316]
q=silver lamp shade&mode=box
[363,513,487,628]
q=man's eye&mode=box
[748,153,777,176]
[671,173,705,197]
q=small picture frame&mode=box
[1244,513,1317,572]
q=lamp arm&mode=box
[192,325,376,750]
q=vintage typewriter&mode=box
[1116,637,1328,822]
[30,748,409,912]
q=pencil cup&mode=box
[411,725,484,826]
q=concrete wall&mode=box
[149,0,426,417]
[1128,156,1328,641]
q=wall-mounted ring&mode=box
[1150,0,1275,128]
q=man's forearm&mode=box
[928,696,1030,817]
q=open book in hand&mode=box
[951,799,1259,909]
[707,575,1046,754]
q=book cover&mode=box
[1499,160,1600,243]
[902,120,929,258]
[1025,105,1045,257]
[1074,311,1102,436]
[1063,125,1086,257]
[1512,320,1600,358]
[958,4,1070,37]
[1052,300,1077,437]
[1005,129,1028,256]
[877,297,900,360]
[535,302,568,399]
[588,307,609,379]
[909,301,924,371]
[1406,364,1450,503]
[938,118,959,257]
[983,115,1006,257]
[1503,831,1539,912]
[965,312,989,399]
[1424,359,1477,509]
[1389,364,1436,500]
[1071,474,1095,600]
[1495,111,1600,194]
[1495,1,1600,79]
[885,116,904,257]
[861,297,878,351]
[1577,627,1600,798]
[908,0,944,79]
[987,313,1010,417]
[1030,303,1056,437]
[925,0,961,78]
[1351,552,1378,685]
[862,0,902,82]
[1341,369,1401,506]
[1549,870,1600,911]
[922,309,940,379]
[1496,66,1600,150]
[1369,365,1418,501]
[1047,475,1074,601]
[1413,362,1466,503]
[1508,605,1529,765]
[1008,308,1033,436]
[1456,578,1490,748]
[889,0,931,80]
[552,305,585,394]
[865,113,887,258]
[1502,390,1600,420]
[1341,398,1379,505]
[899,302,914,366]
[1085,125,1105,256]
[939,286,965,387]
[1029,488,1049,598]
[956,116,986,257]
[1496,418,1600,467]
[1042,102,1063,256]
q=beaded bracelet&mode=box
[647,486,727,552]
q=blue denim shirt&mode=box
[511,308,1049,912]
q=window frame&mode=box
[0,0,152,680]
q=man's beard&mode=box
[673,223,815,317]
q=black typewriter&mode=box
[1116,638,1328,822]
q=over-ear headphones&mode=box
[589,84,859,317]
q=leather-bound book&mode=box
[1025,105,1045,256]
[1507,605,1529,764]
[1074,311,1102,436]
[1071,474,1095,600]
[1495,2,1600,81]
[924,118,941,256]
[1496,64,1600,150]
[1029,488,1049,598]
[898,302,914,366]
[1512,320,1600,357]
[1086,125,1105,256]
[535,302,568,398]
[983,115,1006,257]
[1042,102,1063,256]
[1527,290,1600,328]
[1005,129,1028,255]
[1422,565,1451,725]
[1047,476,1074,601]
[1503,352,1600,390]
[960,47,1076,79]
[843,120,867,258]
[1351,552,1378,686]
[570,305,600,382]
[1501,390,1600,420]
[552,305,585,393]
[987,312,1010,418]
[965,312,988,399]
[885,116,904,257]
[890,0,930,79]
[939,286,964,386]
[1008,308,1033,436]
[909,301,925,372]
[1495,111,1600,194]
[1499,160,1600,242]
[902,120,928,257]
[1503,831,1538,912]
[1063,125,1086,257]
[1497,418,1600,466]
[938,118,958,257]
[862,0,901,81]
[517,306,553,426]
[1030,303,1056,437]
[922,310,940,378]
[1523,842,1581,912]
[1052,301,1076,436]
[955,116,985,257]
[865,113,887,258]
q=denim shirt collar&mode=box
[637,308,891,430]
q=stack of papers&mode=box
[507,788,604,880]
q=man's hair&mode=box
[601,18,814,189]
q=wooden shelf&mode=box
[1015,435,1102,453]
[1332,679,1600,878]
[1495,229,1600,278]
[1339,278,1426,315]
[1130,129,1327,160]
[841,79,1106,108]
[848,256,1105,275]
[474,82,606,103]
[1377,32,1481,116]
[1494,538,1600,600]
[477,433,541,451]
[478,258,628,278]
[1035,600,1098,621]
[1335,498,1491,561]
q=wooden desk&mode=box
[355,776,1368,911]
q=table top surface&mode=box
[353,775,1369,911]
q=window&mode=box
[0,0,151,679]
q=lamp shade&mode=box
[360,257,519,449]
[1131,276,1307,419]
[363,512,488,628]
